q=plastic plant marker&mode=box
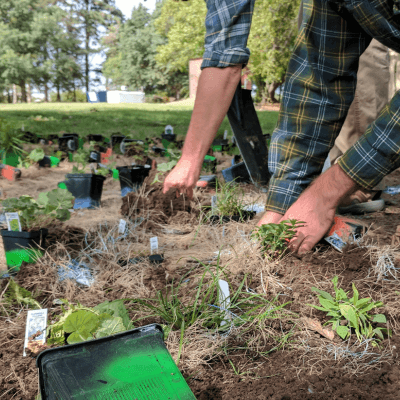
[165,125,174,135]
[5,213,21,232]
[24,309,48,357]
[150,236,158,255]
[58,182,67,190]
[218,280,231,327]
[37,324,196,400]
[118,219,127,234]
[2,151,20,167]
[112,169,119,180]
[49,157,60,167]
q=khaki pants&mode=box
[298,1,390,186]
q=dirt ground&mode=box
[2,153,400,399]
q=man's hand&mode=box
[258,164,358,255]
[162,159,201,198]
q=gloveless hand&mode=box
[162,159,201,199]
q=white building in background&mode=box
[106,91,145,104]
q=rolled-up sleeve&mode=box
[201,0,256,69]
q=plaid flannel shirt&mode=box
[265,0,400,214]
[201,0,256,69]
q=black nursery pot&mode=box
[58,135,78,152]
[38,156,51,168]
[109,135,126,153]
[117,165,151,197]
[161,133,176,142]
[209,210,256,224]
[63,174,106,209]
[1,228,48,273]
[87,134,104,143]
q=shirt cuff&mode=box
[201,48,250,69]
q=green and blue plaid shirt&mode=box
[201,0,255,69]
[265,0,400,214]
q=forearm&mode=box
[180,65,242,170]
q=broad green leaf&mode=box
[311,287,334,301]
[336,325,349,339]
[67,330,93,344]
[307,304,329,311]
[337,288,348,301]
[339,305,358,330]
[318,297,336,311]
[360,302,380,313]
[373,328,384,340]
[64,310,99,334]
[372,314,387,323]
[356,298,371,308]
[95,316,126,338]
[93,300,132,329]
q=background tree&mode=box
[248,0,300,103]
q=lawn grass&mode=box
[0,102,279,141]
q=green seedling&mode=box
[0,118,26,156]
[3,278,41,310]
[47,299,133,345]
[308,276,391,343]
[251,219,303,258]
[0,188,74,230]
[19,148,45,169]
[206,180,253,221]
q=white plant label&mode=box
[165,125,174,135]
[218,280,231,327]
[150,236,159,254]
[5,212,21,232]
[23,309,48,357]
[222,226,226,237]
[223,130,228,140]
[211,195,217,214]
[118,219,127,234]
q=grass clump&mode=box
[308,276,391,343]
[251,219,303,258]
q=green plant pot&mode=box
[1,229,48,273]
[1,151,20,167]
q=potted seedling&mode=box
[117,164,151,197]
[19,148,60,169]
[61,151,106,209]
[0,118,26,167]
[0,188,74,273]
[208,181,256,223]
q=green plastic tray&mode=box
[36,324,196,400]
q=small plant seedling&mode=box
[251,219,303,258]
[0,188,74,231]
[19,148,45,169]
[71,150,89,173]
[308,276,391,343]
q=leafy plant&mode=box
[47,299,133,345]
[71,150,88,173]
[3,278,41,310]
[0,118,26,156]
[251,219,304,258]
[19,148,45,169]
[308,276,391,342]
[0,188,74,230]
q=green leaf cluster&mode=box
[48,299,132,346]
[251,219,303,258]
[0,118,25,155]
[0,188,74,230]
[309,276,391,342]
[4,278,41,310]
[19,148,45,169]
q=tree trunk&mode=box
[57,84,61,102]
[20,81,27,103]
[7,89,11,103]
[268,81,281,104]
[73,82,77,102]
[13,84,17,104]
[44,84,49,102]
[85,1,90,93]
[27,82,32,103]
